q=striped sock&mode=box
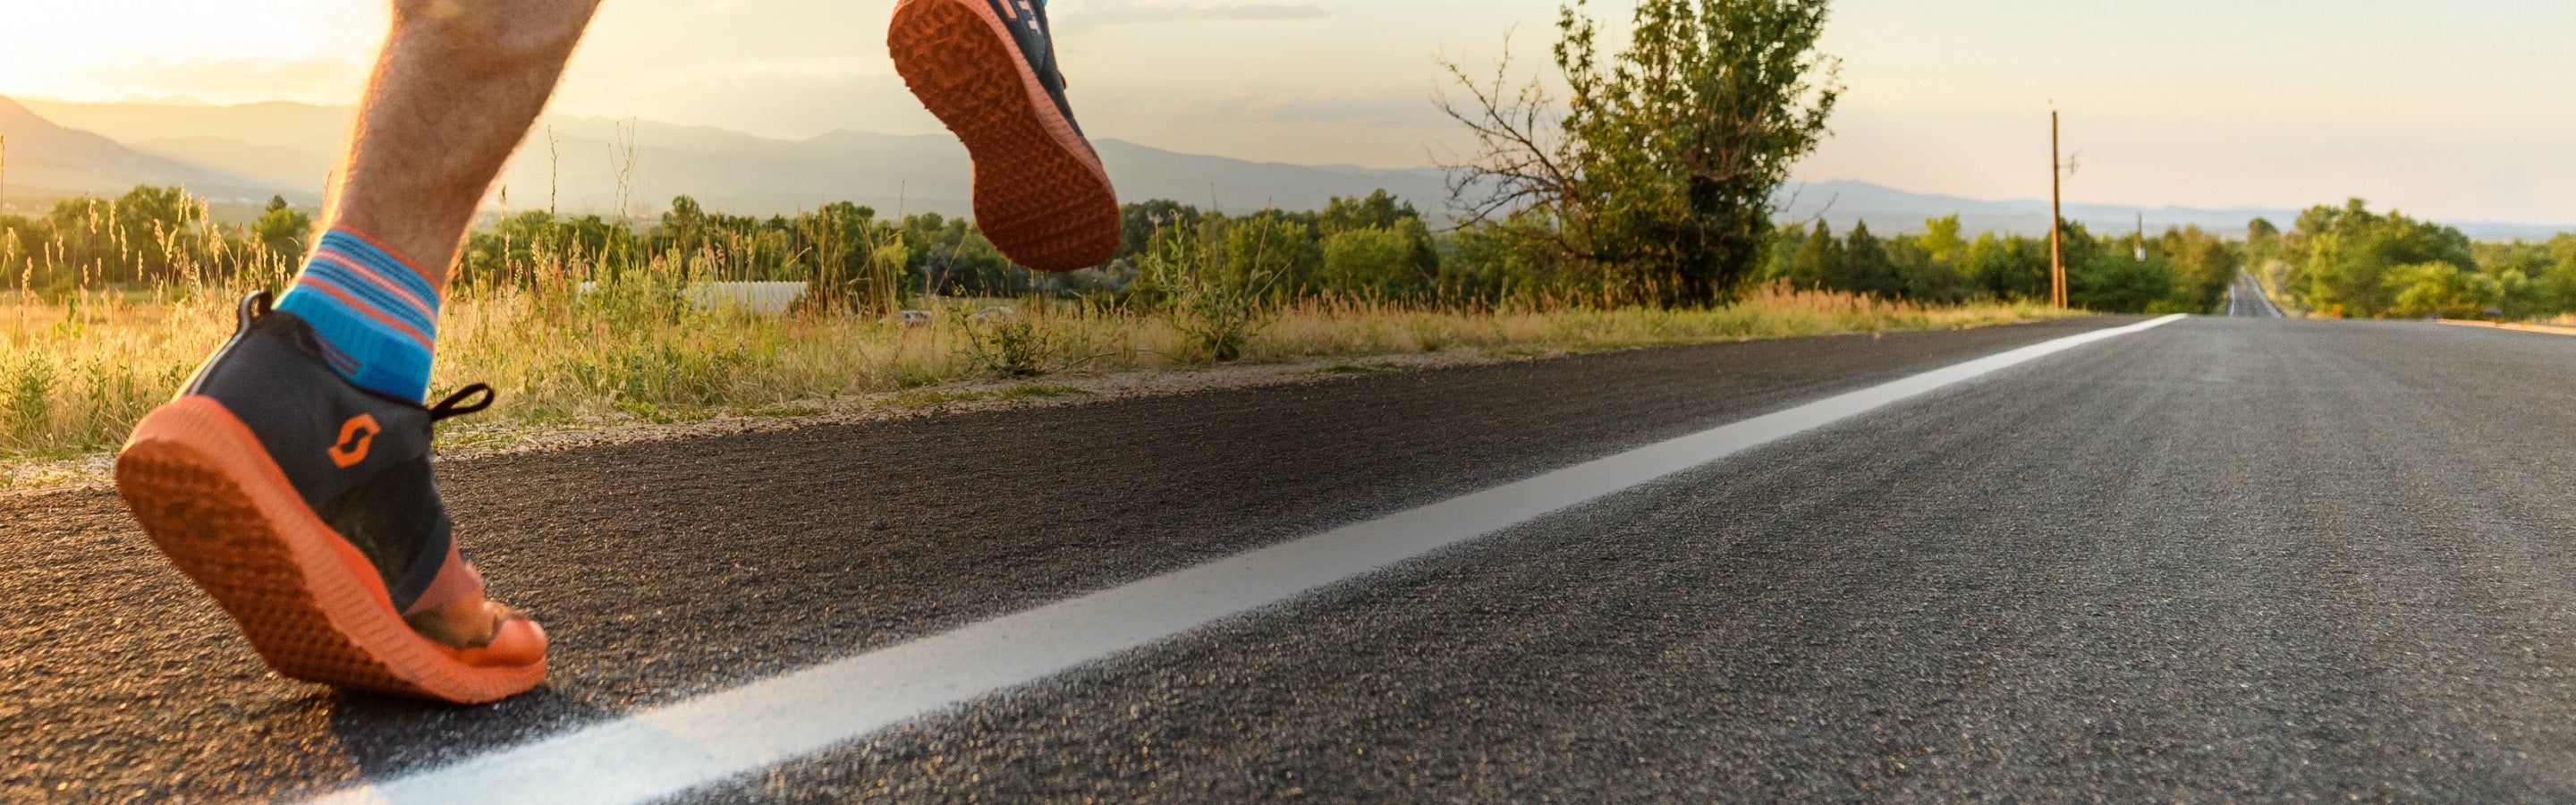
[274,230,441,402]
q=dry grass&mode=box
[0,280,2073,474]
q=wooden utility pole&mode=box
[2049,112,2066,309]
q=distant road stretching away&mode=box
[2229,270,2287,318]
[13,315,2576,801]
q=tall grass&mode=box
[0,273,2066,464]
[0,191,2075,469]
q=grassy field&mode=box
[0,280,2073,473]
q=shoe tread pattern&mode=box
[892,0,1120,272]
[117,398,540,704]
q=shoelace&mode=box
[235,289,497,424]
[428,384,496,423]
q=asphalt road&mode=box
[15,315,2576,801]
[2229,271,2287,318]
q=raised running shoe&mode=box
[890,0,1120,272]
[115,292,545,705]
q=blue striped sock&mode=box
[273,230,442,402]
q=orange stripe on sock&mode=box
[313,250,436,317]
[332,226,436,290]
[299,275,436,350]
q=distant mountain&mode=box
[489,123,1455,219]
[1772,179,2273,240]
[128,137,335,195]
[11,97,2568,241]
[15,98,1453,219]
[1089,140,1451,214]
[0,97,279,212]
[18,98,352,152]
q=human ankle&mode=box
[272,229,442,402]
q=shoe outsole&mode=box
[115,396,545,705]
[890,0,1119,273]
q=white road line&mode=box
[313,314,2188,805]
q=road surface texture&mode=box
[14,315,2576,801]
[2228,272,2287,318]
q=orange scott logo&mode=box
[328,414,381,469]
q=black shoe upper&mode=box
[183,292,487,614]
[984,0,1085,136]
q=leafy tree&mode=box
[1442,0,1842,305]
[1963,232,2045,300]
[1892,224,1972,302]
[2539,235,2576,314]
[1318,191,1423,234]
[2245,216,2281,266]
[2071,252,2175,313]
[1316,191,1437,290]
[2292,199,2472,318]
[1118,199,1203,263]
[2055,220,2106,276]
[1322,224,1437,298]
[799,201,900,313]
[1222,212,1320,292]
[1443,213,1575,301]
[251,196,311,258]
[1915,215,1966,265]
[1838,220,1900,297]
[47,186,208,284]
[1757,222,1807,285]
[1785,221,1842,291]
[905,212,1020,296]
[2156,225,2239,313]
[2384,261,2498,318]
[2471,240,2572,318]
[28,187,207,285]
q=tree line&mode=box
[1755,216,2242,314]
[0,187,309,293]
[2255,199,2576,319]
[8,182,2572,320]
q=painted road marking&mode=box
[314,314,2189,805]
[2437,319,2576,338]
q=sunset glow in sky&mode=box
[1,0,2570,224]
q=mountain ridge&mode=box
[5,97,2567,241]
[0,97,281,211]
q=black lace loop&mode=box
[429,384,497,422]
[235,291,275,334]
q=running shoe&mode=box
[890,0,1121,272]
[115,292,545,705]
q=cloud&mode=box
[1071,1,1332,26]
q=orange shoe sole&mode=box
[891,0,1120,272]
[114,396,546,705]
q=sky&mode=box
[0,0,2569,225]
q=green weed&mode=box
[1316,361,1407,375]
[1000,385,1085,400]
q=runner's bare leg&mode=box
[334,0,602,644]
[332,0,601,285]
